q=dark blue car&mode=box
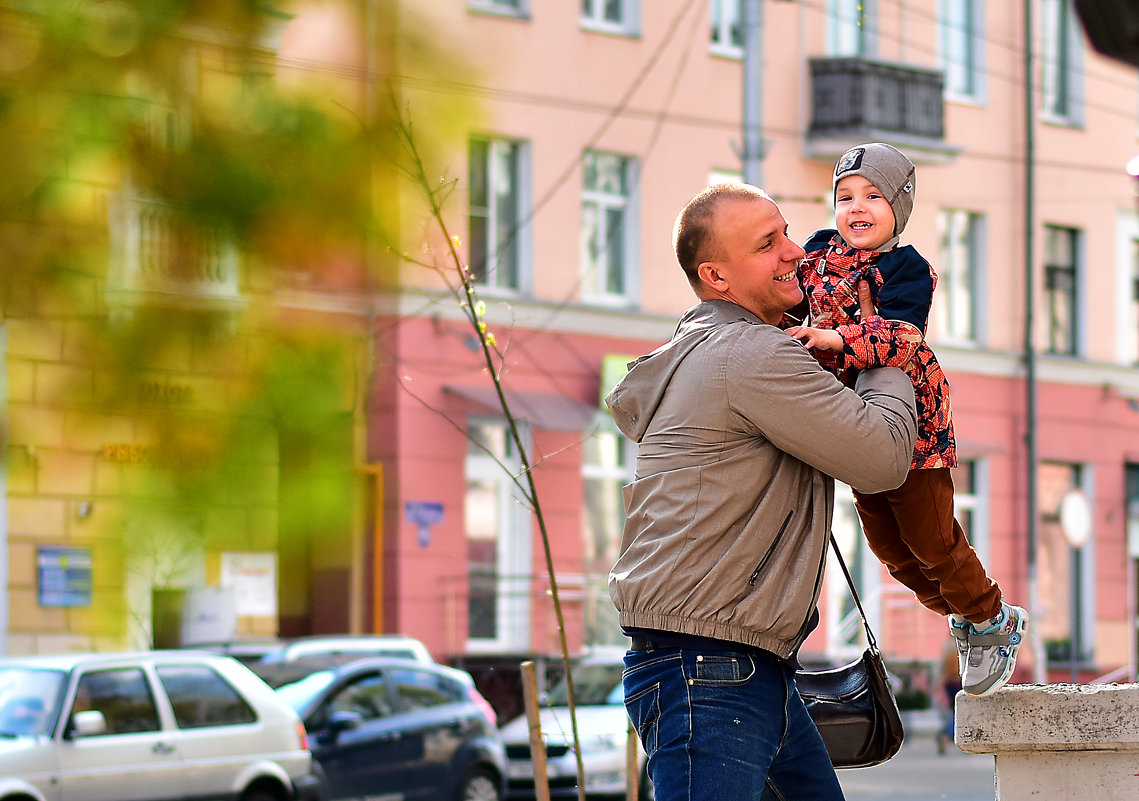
[273,657,506,801]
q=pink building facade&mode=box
[278,0,1139,690]
[18,0,1139,697]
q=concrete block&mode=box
[957,683,1139,800]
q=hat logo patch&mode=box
[835,147,864,176]
[902,181,913,194]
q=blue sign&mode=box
[405,501,444,548]
[38,547,93,608]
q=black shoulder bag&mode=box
[795,533,905,768]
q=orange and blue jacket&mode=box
[793,229,956,471]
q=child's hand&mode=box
[786,326,843,352]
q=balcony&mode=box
[806,57,960,165]
[106,192,246,315]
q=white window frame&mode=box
[1114,210,1139,366]
[954,457,991,566]
[464,417,532,653]
[468,136,531,295]
[581,0,640,36]
[710,0,744,59]
[826,482,883,660]
[934,208,986,346]
[1041,0,1085,125]
[1043,224,1084,357]
[939,0,987,104]
[581,415,636,646]
[580,151,639,307]
[826,0,877,57]
[468,0,528,18]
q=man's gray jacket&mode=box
[605,300,918,660]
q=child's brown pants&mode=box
[853,467,1002,625]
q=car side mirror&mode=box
[322,710,363,742]
[67,710,107,739]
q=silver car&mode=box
[0,650,323,801]
[499,648,652,801]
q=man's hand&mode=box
[786,325,843,352]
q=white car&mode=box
[258,634,435,665]
[499,648,652,801]
[0,650,323,801]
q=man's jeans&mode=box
[623,647,845,801]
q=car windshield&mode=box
[546,662,624,706]
[0,667,66,737]
[274,670,337,710]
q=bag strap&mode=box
[827,532,880,655]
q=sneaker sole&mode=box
[965,609,1029,698]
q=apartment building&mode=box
[348,0,1139,685]
[5,0,1139,694]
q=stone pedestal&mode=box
[955,683,1139,800]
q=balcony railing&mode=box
[806,57,959,164]
[106,192,245,312]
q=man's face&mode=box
[705,196,805,324]
[835,174,896,250]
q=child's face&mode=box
[835,174,896,251]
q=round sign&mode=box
[1060,488,1092,549]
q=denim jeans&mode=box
[623,647,845,801]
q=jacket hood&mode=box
[605,300,760,442]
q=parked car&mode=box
[234,635,436,690]
[260,634,435,665]
[0,650,323,801]
[499,648,652,801]
[275,657,506,801]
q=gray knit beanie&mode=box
[833,142,916,237]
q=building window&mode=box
[710,0,744,58]
[935,209,984,344]
[1039,462,1094,670]
[952,458,990,564]
[1044,225,1081,356]
[469,137,528,293]
[581,150,638,305]
[939,0,986,102]
[827,0,876,57]
[582,420,634,646]
[581,0,639,36]
[1130,239,1139,364]
[1041,0,1084,124]
[469,0,527,17]
[464,418,531,652]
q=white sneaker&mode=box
[961,604,1028,697]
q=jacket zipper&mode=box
[748,510,794,586]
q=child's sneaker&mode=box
[961,603,1028,697]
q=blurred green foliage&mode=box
[0,0,468,620]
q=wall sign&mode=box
[38,546,93,607]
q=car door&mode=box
[56,666,186,801]
[307,668,412,800]
[153,663,260,798]
[384,666,470,801]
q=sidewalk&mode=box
[838,724,995,801]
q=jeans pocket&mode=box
[624,681,661,755]
[691,653,757,685]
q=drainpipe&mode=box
[1023,0,1045,684]
[0,324,8,655]
[742,0,764,186]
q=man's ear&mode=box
[697,261,727,291]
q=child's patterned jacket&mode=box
[795,229,956,471]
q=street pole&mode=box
[742,0,764,186]
[1023,0,1046,685]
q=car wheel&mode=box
[240,789,281,801]
[459,767,501,801]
